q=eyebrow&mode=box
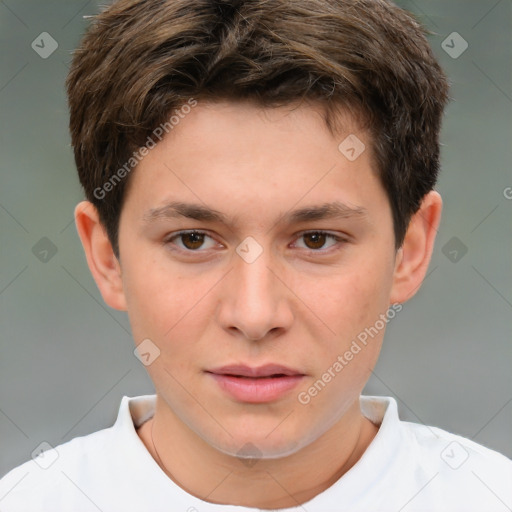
[142,200,368,226]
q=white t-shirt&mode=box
[0,394,511,511]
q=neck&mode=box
[137,398,379,509]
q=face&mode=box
[117,100,397,458]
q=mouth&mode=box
[205,364,306,403]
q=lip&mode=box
[206,364,305,403]
[208,364,303,378]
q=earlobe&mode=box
[74,201,127,311]
[390,191,442,304]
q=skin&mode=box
[75,99,442,509]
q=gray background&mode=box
[0,0,511,478]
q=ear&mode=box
[390,191,442,304]
[74,201,127,311]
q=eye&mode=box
[293,231,347,252]
[165,230,218,251]
[164,229,348,255]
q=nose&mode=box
[216,244,294,342]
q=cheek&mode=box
[297,265,393,411]
[121,249,205,343]
[124,265,212,390]
[318,257,394,336]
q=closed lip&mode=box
[206,364,304,378]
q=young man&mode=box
[1,0,511,510]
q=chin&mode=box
[216,439,303,461]
[202,425,309,461]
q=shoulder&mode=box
[0,426,114,511]
[404,419,512,469]
[401,420,512,508]
[359,396,512,511]
[0,395,158,511]
[364,395,512,477]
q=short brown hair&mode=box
[66,0,449,256]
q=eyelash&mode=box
[164,230,348,255]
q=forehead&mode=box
[122,100,387,225]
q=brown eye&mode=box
[303,232,328,250]
[166,230,217,252]
[294,231,345,252]
[180,232,205,250]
